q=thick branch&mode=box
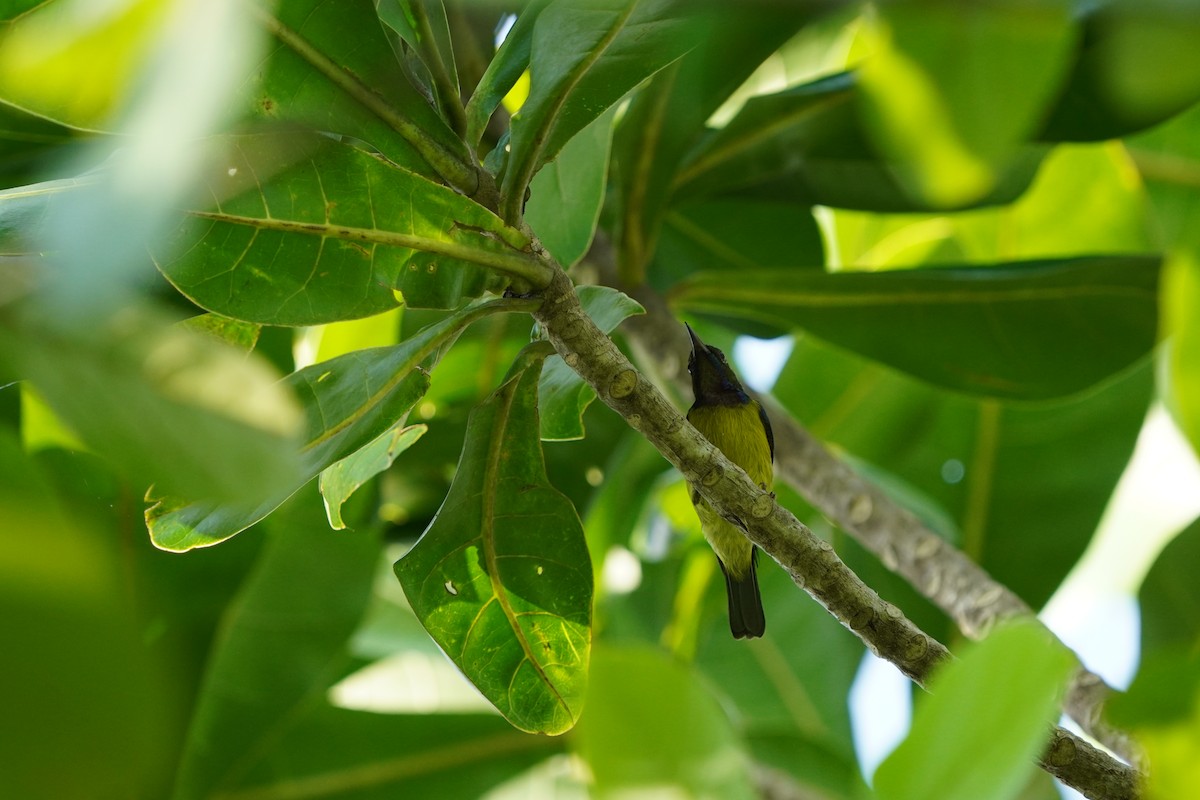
[532,268,1141,800]
[608,266,1141,766]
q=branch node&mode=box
[610,369,638,398]
[848,494,874,524]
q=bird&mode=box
[685,324,774,639]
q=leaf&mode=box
[171,484,382,800]
[152,132,535,324]
[525,105,616,267]
[147,297,531,552]
[250,0,473,181]
[609,5,817,280]
[464,0,550,148]
[574,644,758,799]
[538,285,644,441]
[774,335,1153,623]
[375,0,462,132]
[182,313,262,352]
[320,422,426,529]
[675,72,1044,213]
[0,305,304,506]
[874,622,1076,800]
[395,342,593,735]
[1137,516,1200,654]
[1163,253,1200,457]
[856,0,1077,207]
[1041,1,1200,141]
[673,255,1161,400]
[499,0,707,222]
[219,706,561,800]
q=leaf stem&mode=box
[186,210,556,288]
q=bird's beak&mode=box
[685,323,706,357]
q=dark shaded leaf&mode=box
[674,255,1161,400]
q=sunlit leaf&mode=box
[320,422,426,530]
[874,622,1075,800]
[396,343,593,735]
[500,0,706,222]
[525,106,615,268]
[673,255,1160,400]
[857,0,1076,207]
[464,0,549,148]
[147,298,533,552]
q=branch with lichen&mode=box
[530,266,1141,800]
[598,259,1141,767]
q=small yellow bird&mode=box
[685,324,773,639]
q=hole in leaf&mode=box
[444,580,458,596]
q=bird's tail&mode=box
[720,548,766,639]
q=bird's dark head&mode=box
[686,324,748,406]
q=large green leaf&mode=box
[874,622,1075,800]
[0,306,304,507]
[774,335,1153,619]
[609,5,817,280]
[152,132,536,324]
[525,106,616,268]
[857,0,1076,207]
[1041,0,1200,141]
[464,0,549,148]
[499,0,706,222]
[171,484,382,800]
[674,256,1160,400]
[147,298,532,552]
[574,644,758,799]
[538,285,643,441]
[250,0,475,184]
[674,72,1044,213]
[395,343,593,735]
[222,706,561,799]
[694,565,868,800]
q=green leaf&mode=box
[171,484,382,800]
[525,105,616,267]
[395,342,593,735]
[538,285,643,441]
[1163,253,1200,457]
[774,336,1153,622]
[1138,516,1200,653]
[674,72,1044,213]
[464,0,549,148]
[222,706,561,799]
[694,566,868,800]
[499,0,706,222]
[251,0,474,183]
[181,313,262,352]
[857,0,1076,207]
[147,298,531,552]
[320,422,426,529]
[0,306,304,506]
[1042,1,1200,141]
[673,255,1161,400]
[574,643,758,799]
[609,6,817,280]
[375,0,463,133]
[152,132,536,324]
[874,622,1076,800]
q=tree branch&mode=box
[602,260,1142,767]
[532,267,1142,800]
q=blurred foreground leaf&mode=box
[874,622,1075,800]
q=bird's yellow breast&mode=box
[686,401,773,579]
[687,402,773,489]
